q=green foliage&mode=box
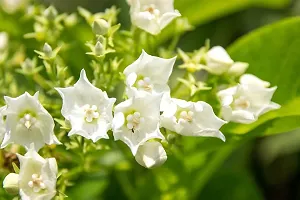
[0,0,299,200]
[176,0,291,26]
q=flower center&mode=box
[178,110,194,123]
[126,111,145,132]
[83,104,99,123]
[233,96,250,109]
[143,4,160,18]
[28,174,46,193]
[19,113,36,129]
[137,77,153,92]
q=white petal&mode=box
[240,74,270,88]
[227,62,249,76]
[131,12,161,35]
[159,10,181,30]
[231,110,256,124]
[112,112,125,131]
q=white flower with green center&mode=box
[1,92,60,150]
[129,0,181,35]
[16,144,57,200]
[124,50,176,111]
[217,74,280,124]
[135,140,167,168]
[56,69,116,142]
[161,98,226,141]
[112,93,164,155]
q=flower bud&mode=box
[44,6,58,21]
[135,141,167,168]
[92,19,109,35]
[3,173,19,195]
[95,41,104,56]
[43,43,53,57]
[205,46,234,75]
[21,58,34,73]
[227,62,249,76]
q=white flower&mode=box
[135,140,167,168]
[16,144,58,200]
[0,0,28,13]
[124,50,175,111]
[1,92,60,150]
[3,173,19,195]
[112,93,164,155]
[0,32,8,51]
[217,74,280,124]
[239,73,270,87]
[161,98,226,141]
[205,46,234,75]
[129,0,181,35]
[56,69,116,142]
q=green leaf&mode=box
[175,0,290,26]
[12,162,20,174]
[159,0,291,42]
[223,21,298,136]
[225,17,300,135]
[228,17,300,104]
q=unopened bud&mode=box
[44,6,58,21]
[227,62,249,77]
[43,43,53,57]
[3,173,19,195]
[95,41,104,56]
[92,19,109,35]
[135,141,167,169]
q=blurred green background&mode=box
[1,0,300,199]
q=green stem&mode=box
[116,172,137,200]
[33,73,51,90]
[171,71,189,97]
[168,33,180,52]
[190,143,236,199]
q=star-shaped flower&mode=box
[129,0,181,35]
[161,98,226,141]
[217,74,280,124]
[1,92,60,150]
[112,93,164,155]
[56,69,116,142]
[124,50,176,111]
[17,144,57,200]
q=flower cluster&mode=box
[1,0,281,199]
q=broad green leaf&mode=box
[175,0,290,26]
[223,17,300,135]
[159,0,291,42]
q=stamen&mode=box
[83,104,100,123]
[136,77,153,92]
[28,173,46,193]
[126,111,144,131]
[20,113,36,129]
[179,110,193,122]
